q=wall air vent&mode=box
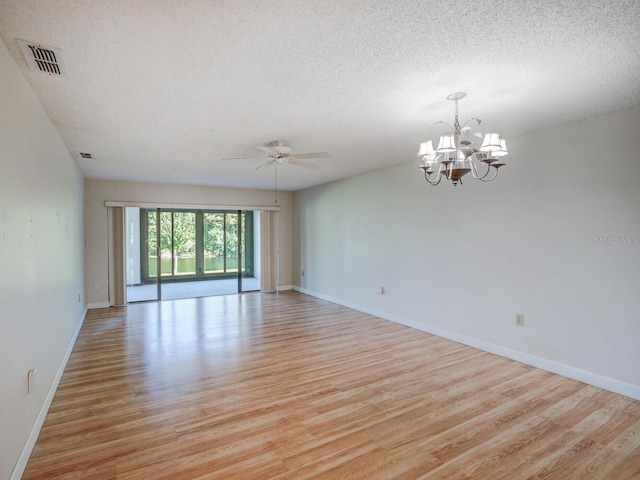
[17,39,67,77]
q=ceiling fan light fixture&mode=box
[273,145,292,157]
[222,140,332,170]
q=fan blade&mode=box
[288,158,318,169]
[254,160,275,170]
[257,145,275,155]
[221,156,263,161]
[292,152,332,160]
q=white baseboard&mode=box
[11,307,88,480]
[260,285,292,293]
[294,286,640,401]
[87,301,110,309]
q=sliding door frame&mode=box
[106,201,279,304]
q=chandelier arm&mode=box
[468,159,481,179]
[461,117,482,128]
[424,168,444,186]
[443,164,451,181]
[424,170,442,186]
[425,163,446,185]
[479,167,499,182]
[468,158,487,179]
[468,156,494,180]
[430,121,454,133]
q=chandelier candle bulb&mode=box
[417,92,508,186]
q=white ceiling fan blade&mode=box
[256,145,276,155]
[288,158,318,169]
[254,159,275,170]
[293,152,332,160]
[221,156,263,161]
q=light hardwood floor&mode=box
[24,291,640,479]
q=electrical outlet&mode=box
[93,284,99,292]
[515,313,524,326]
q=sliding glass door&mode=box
[142,210,198,281]
[125,207,259,302]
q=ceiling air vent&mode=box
[17,39,67,77]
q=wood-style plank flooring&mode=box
[24,291,640,479]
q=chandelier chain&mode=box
[454,99,461,141]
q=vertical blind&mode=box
[107,206,126,306]
[260,210,278,292]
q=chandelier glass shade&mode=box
[418,92,508,186]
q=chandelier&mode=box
[417,92,508,186]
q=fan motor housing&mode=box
[272,145,291,156]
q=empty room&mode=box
[1,1,639,478]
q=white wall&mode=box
[293,106,640,400]
[0,40,85,479]
[85,179,293,306]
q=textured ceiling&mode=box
[1,0,639,191]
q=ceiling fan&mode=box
[223,140,332,170]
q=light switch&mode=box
[28,368,37,394]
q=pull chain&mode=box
[274,164,278,204]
